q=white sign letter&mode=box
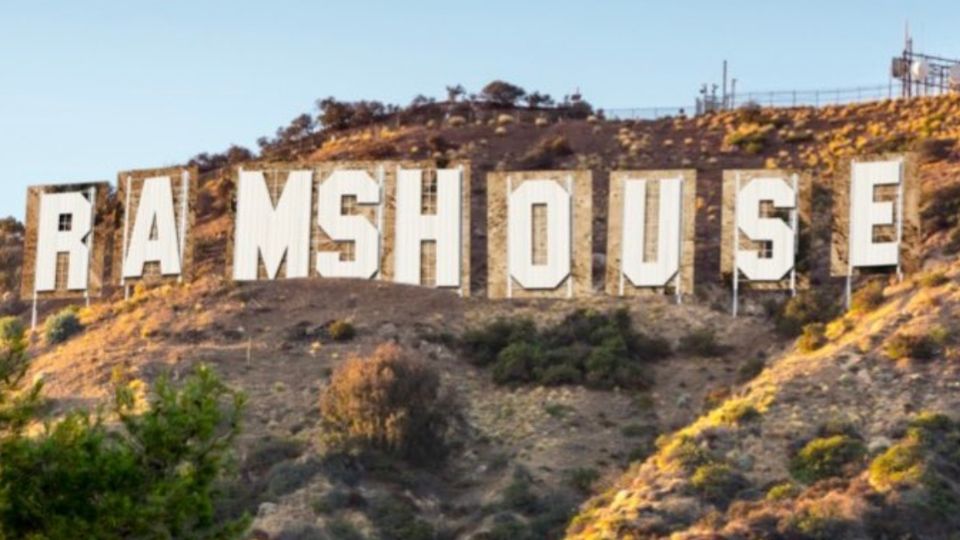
[316,170,380,279]
[736,177,796,281]
[35,191,93,292]
[508,179,571,289]
[394,168,462,287]
[622,177,682,287]
[233,170,312,281]
[849,160,901,268]
[123,176,182,278]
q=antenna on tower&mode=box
[905,20,912,54]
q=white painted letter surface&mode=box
[316,170,381,279]
[736,177,796,281]
[35,191,93,292]
[508,179,571,289]
[123,176,182,278]
[394,168,462,287]
[233,170,312,281]
[849,160,902,268]
[621,177,682,287]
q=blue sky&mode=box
[1,1,957,219]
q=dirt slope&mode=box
[28,272,775,538]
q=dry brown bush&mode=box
[319,343,451,463]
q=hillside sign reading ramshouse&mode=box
[20,156,918,323]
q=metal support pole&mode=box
[376,164,384,280]
[675,176,684,305]
[505,175,513,299]
[457,164,465,298]
[120,176,131,289]
[618,178,627,297]
[790,174,798,297]
[895,159,905,283]
[846,162,856,310]
[722,60,728,109]
[566,175,574,299]
[85,186,95,307]
[732,173,740,317]
[178,169,190,284]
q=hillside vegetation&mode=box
[7,86,960,539]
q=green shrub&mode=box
[566,467,600,495]
[884,332,939,361]
[869,438,925,491]
[369,495,435,540]
[500,467,540,514]
[678,328,726,357]
[311,488,357,514]
[325,518,365,540]
[910,411,953,433]
[724,122,772,154]
[786,504,855,539]
[0,322,37,432]
[656,435,713,472]
[244,437,303,475]
[709,398,760,426]
[850,281,885,313]
[737,355,766,382]
[627,442,655,463]
[771,290,840,337]
[868,412,957,496]
[691,463,746,506]
[790,435,865,484]
[929,325,952,346]
[327,319,356,341]
[460,309,668,389]
[266,459,322,497]
[0,365,249,539]
[492,342,540,384]
[319,343,451,463]
[620,423,647,438]
[44,307,82,344]
[797,323,827,352]
[461,318,536,367]
[543,403,574,419]
[920,271,950,288]
[485,469,574,540]
[766,481,800,501]
[0,317,24,345]
[539,363,582,385]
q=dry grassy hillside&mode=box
[566,252,960,538]
[16,94,960,539]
